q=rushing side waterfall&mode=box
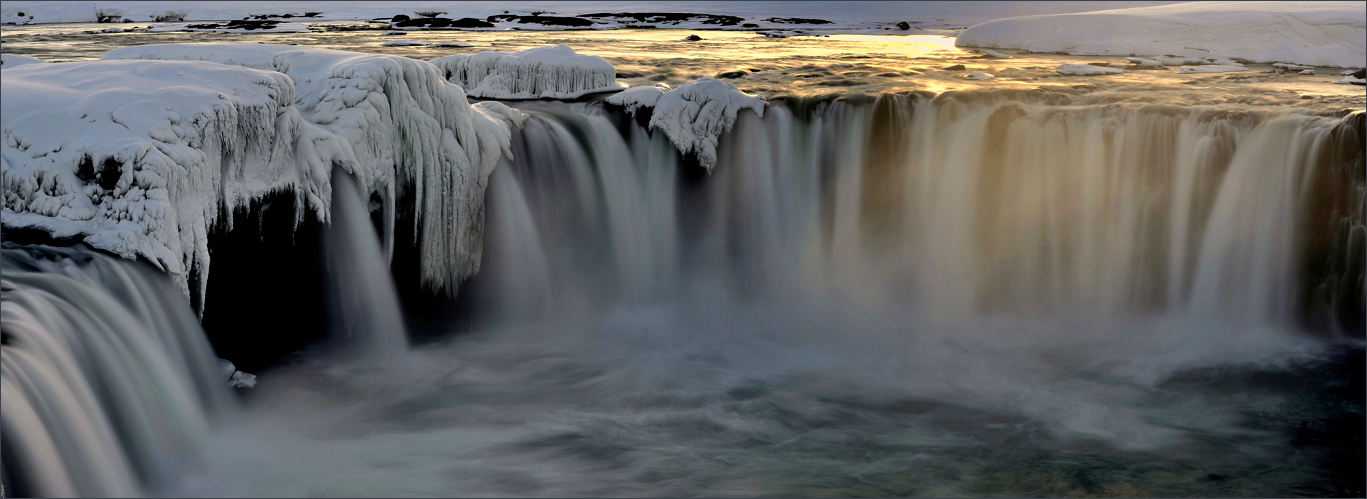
[323,171,409,360]
[0,243,230,497]
[476,95,1363,342]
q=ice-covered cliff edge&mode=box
[101,43,522,294]
[607,79,765,171]
[429,44,624,100]
[956,1,1367,68]
[1,60,354,306]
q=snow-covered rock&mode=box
[2,60,352,304]
[432,41,473,48]
[956,1,1367,68]
[381,40,429,47]
[977,49,1012,59]
[605,84,670,115]
[1335,75,1367,84]
[1125,57,1163,67]
[1274,62,1314,70]
[1298,69,1315,75]
[1057,63,1124,75]
[429,44,624,100]
[218,359,256,388]
[0,54,45,69]
[611,79,763,171]
[100,43,520,295]
[1176,64,1250,74]
[963,72,994,80]
[382,30,407,36]
[149,21,311,33]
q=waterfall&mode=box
[323,171,408,359]
[481,95,1363,337]
[1,243,230,497]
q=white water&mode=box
[323,171,409,360]
[0,244,230,497]
[3,92,1361,497]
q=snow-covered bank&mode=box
[956,1,1367,68]
[607,79,765,171]
[1,60,350,303]
[430,44,623,100]
[2,44,522,306]
[0,53,45,68]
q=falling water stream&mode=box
[2,87,1363,496]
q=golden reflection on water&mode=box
[2,22,1363,107]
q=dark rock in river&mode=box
[685,34,702,41]
[715,70,747,79]
[896,21,911,30]
[943,64,967,71]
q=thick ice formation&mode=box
[429,44,624,100]
[1057,64,1124,76]
[0,54,45,69]
[608,79,764,171]
[1,60,352,305]
[956,1,1367,68]
[11,43,515,304]
[604,83,669,114]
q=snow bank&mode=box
[0,54,45,69]
[429,44,624,100]
[605,84,669,115]
[1,60,352,305]
[609,79,764,171]
[98,43,519,295]
[1176,65,1250,74]
[1057,64,1124,76]
[956,1,1367,68]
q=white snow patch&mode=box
[956,1,1367,68]
[605,84,669,115]
[100,27,122,33]
[1298,69,1315,75]
[1,54,45,69]
[963,71,995,80]
[1176,64,1250,74]
[1125,57,1164,67]
[1057,64,1124,75]
[1274,62,1314,70]
[381,40,429,47]
[99,43,521,295]
[2,60,352,304]
[1335,76,1367,84]
[608,79,763,171]
[429,44,624,100]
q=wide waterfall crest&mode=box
[0,243,231,497]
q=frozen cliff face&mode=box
[607,79,764,171]
[1,60,354,307]
[429,44,625,100]
[101,43,520,294]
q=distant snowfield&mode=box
[956,1,1367,68]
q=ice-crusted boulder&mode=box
[1,60,354,305]
[429,44,625,100]
[1,54,45,69]
[956,1,1366,68]
[1056,64,1124,76]
[101,43,522,295]
[607,79,764,172]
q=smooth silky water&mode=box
[2,27,1363,497]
